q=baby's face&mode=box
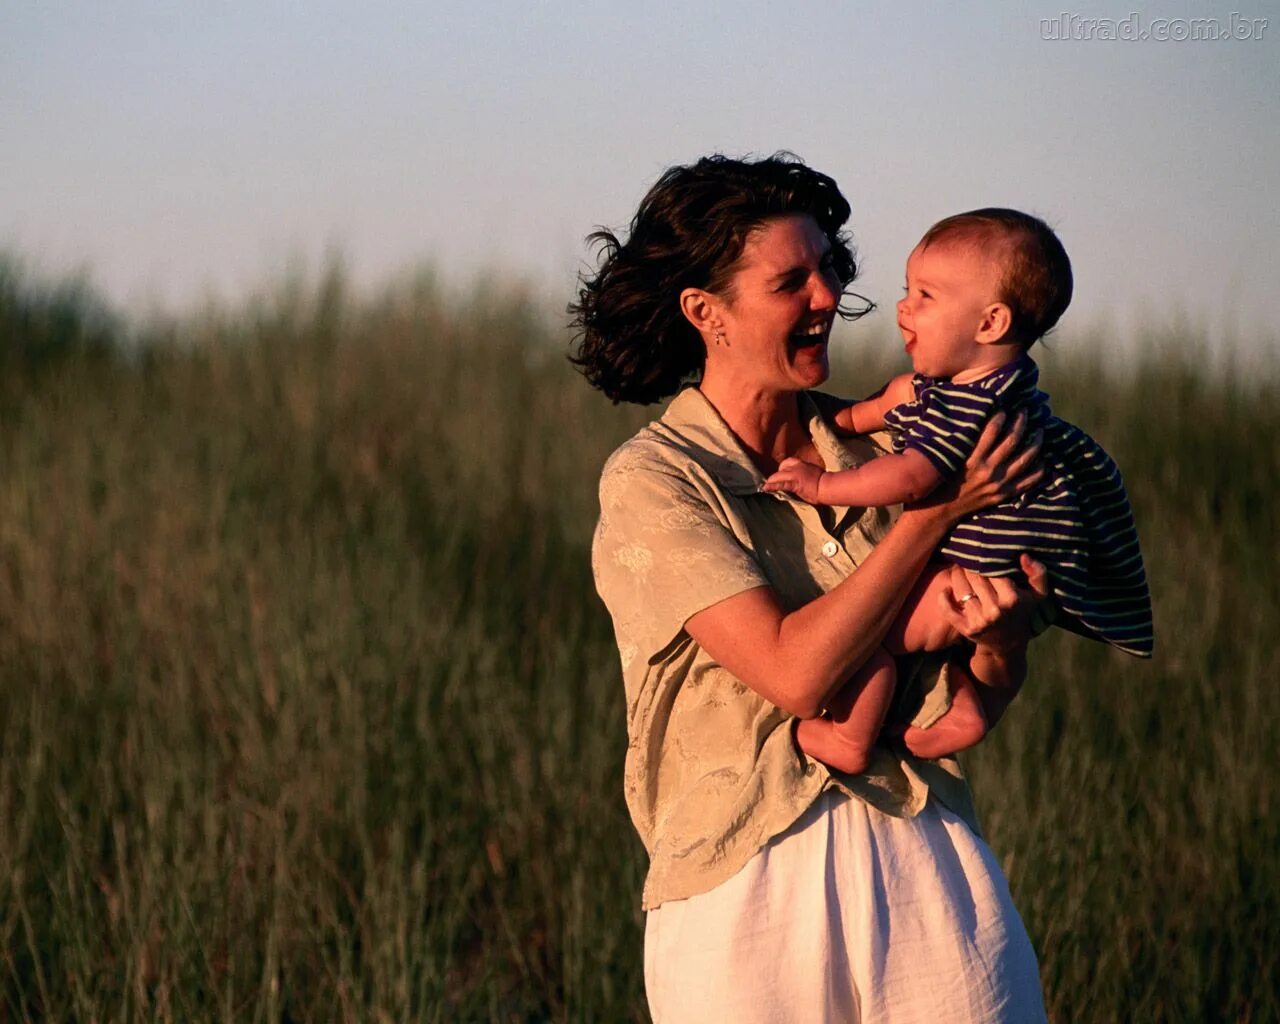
[896,242,1003,379]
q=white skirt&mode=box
[644,790,1047,1024]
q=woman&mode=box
[572,154,1050,1022]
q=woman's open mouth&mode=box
[789,322,830,349]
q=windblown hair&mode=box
[919,208,1073,346]
[568,153,871,404]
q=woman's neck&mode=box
[698,374,811,474]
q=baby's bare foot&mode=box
[903,670,988,759]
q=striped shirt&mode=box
[882,355,1154,658]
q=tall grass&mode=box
[0,258,1275,1021]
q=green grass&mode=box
[0,258,1276,1021]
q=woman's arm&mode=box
[687,412,1041,719]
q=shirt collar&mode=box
[924,352,1039,395]
[659,386,865,497]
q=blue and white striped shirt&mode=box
[883,355,1154,658]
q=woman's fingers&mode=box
[960,566,1001,608]
[938,574,974,633]
[964,411,1031,491]
[982,410,1029,471]
[944,410,1043,523]
[1004,429,1043,480]
[967,411,1009,465]
[943,566,993,633]
[943,565,1032,637]
[939,559,1052,647]
[987,423,1043,502]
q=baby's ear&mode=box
[975,302,1014,345]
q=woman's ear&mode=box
[679,287,721,336]
[976,302,1014,345]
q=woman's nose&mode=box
[811,272,839,311]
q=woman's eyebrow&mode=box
[768,265,807,284]
[768,244,833,284]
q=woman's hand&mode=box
[910,412,1044,526]
[940,555,1051,729]
[940,555,1051,655]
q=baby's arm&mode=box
[833,373,916,435]
[763,448,943,506]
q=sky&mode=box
[2,1,1277,353]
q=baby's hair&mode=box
[920,209,1073,346]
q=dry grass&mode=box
[0,257,1276,1021]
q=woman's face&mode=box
[712,214,843,394]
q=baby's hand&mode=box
[762,458,826,503]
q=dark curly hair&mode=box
[568,153,871,404]
[919,208,1073,346]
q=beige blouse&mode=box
[592,386,981,910]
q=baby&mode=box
[764,208,1154,772]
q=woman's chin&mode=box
[789,351,830,389]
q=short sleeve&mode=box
[893,383,997,477]
[592,446,769,668]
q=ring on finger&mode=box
[957,592,979,604]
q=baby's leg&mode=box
[886,563,990,759]
[883,564,966,654]
[902,664,989,759]
[795,647,896,775]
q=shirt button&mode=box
[821,540,839,558]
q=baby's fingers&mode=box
[1020,555,1051,599]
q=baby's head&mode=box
[919,208,1072,346]
[898,208,1072,379]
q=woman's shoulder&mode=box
[600,423,688,482]
[599,386,739,488]
[597,422,710,520]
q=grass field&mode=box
[1,257,1277,1022]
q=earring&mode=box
[713,328,724,346]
